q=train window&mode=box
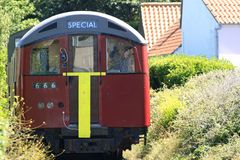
[31,39,60,75]
[108,22,126,32]
[39,22,57,33]
[106,38,135,73]
[72,35,96,72]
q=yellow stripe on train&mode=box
[63,72,106,138]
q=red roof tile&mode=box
[203,0,240,24]
[149,21,181,56]
[141,2,181,55]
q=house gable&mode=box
[141,2,181,55]
[149,21,181,56]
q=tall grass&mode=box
[1,98,54,160]
[0,105,8,158]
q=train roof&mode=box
[17,11,147,47]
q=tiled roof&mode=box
[203,0,240,24]
[149,21,181,56]
[141,2,181,55]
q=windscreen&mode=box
[31,39,60,75]
[106,37,135,73]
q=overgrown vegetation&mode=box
[149,55,234,89]
[2,99,54,160]
[124,69,240,159]
[0,47,7,158]
[0,0,51,159]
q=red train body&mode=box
[7,11,150,157]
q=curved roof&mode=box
[18,11,146,47]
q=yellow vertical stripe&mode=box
[63,72,106,138]
[78,74,90,138]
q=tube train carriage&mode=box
[7,11,150,158]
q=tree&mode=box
[30,0,140,29]
[0,0,38,46]
[0,0,38,99]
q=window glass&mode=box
[31,39,60,74]
[72,35,95,72]
[106,38,135,73]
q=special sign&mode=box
[67,21,97,29]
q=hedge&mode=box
[149,55,234,89]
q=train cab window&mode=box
[106,38,135,73]
[72,35,96,72]
[31,39,60,75]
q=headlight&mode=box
[47,102,54,109]
[38,102,45,109]
[58,102,64,108]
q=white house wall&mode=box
[182,0,219,58]
[218,25,240,67]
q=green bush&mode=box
[174,69,240,159]
[200,135,240,160]
[0,47,7,101]
[0,105,8,157]
[149,55,234,89]
[148,88,184,141]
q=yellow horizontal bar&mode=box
[63,72,106,77]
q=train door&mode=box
[68,35,99,124]
[101,36,147,127]
[23,37,69,128]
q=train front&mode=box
[13,11,150,156]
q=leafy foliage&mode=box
[0,102,8,157]
[200,135,240,160]
[174,70,240,159]
[0,47,7,100]
[0,0,38,107]
[149,55,234,89]
[148,88,184,141]
[0,0,38,46]
[30,0,140,29]
[0,9,11,47]
[2,0,38,33]
[0,0,39,101]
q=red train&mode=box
[7,11,150,158]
